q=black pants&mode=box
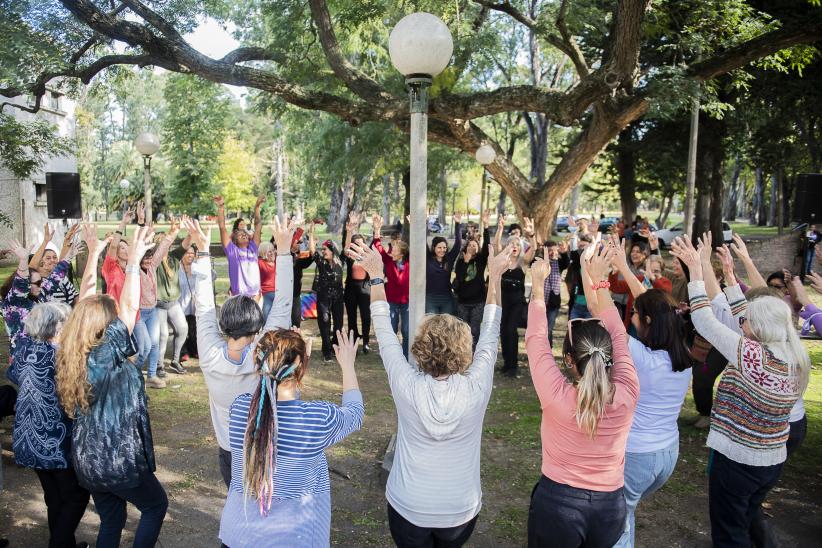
[183,314,199,359]
[693,347,727,416]
[709,450,783,548]
[317,295,344,358]
[387,503,478,548]
[34,468,90,548]
[292,291,303,328]
[344,281,371,346]
[0,385,17,419]
[500,296,524,371]
[528,475,625,548]
[749,415,808,547]
[90,471,168,548]
[219,447,232,488]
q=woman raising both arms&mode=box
[525,235,639,548]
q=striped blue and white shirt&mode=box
[219,390,364,548]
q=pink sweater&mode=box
[525,301,639,491]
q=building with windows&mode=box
[0,90,79,251]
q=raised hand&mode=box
[589,217,600,235]
[607,234,629,272]
[529,257,551,289]
[63,238,85,262]
[567,216,577,228]
[182,218,207,250]
[670,235,701,273]
[43,223,54,243]
[255,194,266,209]
[371,213,383,232]
[271,215,296,252]
[6,240,30,262]
[213,195,225,209]
[558,240,569,254]
[128,226,155,263]
[348,242,384,280]
[497,214,505,229]
[730,234,750,261]
[481,209,490,226]
[347,211,361,228]
[790,276,812,308]
[715,244,735,274]
[697,231,713,264]
[488,243,513,280]
[333,329,358,370]
[522,217,535,237]
[122,206,135,225]
[583,240,615,283]
[454,211,463,224]
[135,200,146,225]
[648,231,659,251]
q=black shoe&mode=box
[168,361,186,375]
[0,538,8,548]
[323,354,334,363]
[363,344,370,355]
[157,367,167,378]
[502,367,518,378]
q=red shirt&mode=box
[102,255,139,320]
[373,238,409,304]
[259,259,276,294]
[609,271,672,329]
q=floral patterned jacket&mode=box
[2,261,70,351]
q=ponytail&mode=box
[242,330,307,516]
[575,350,612,438]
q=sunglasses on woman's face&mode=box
[567,317,605,346]
[738,316,747,328]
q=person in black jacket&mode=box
[566,233,593,319]
[342,212,372,353]
[541,240,570,346]
[454,212,492,347]
[308,224,344,361]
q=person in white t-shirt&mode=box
[609,240,693,548]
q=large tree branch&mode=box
[220,47,287,65]
[603,0,652,89]
[307,0,395,103]
[688,22,822,81]
[555,0,589,77]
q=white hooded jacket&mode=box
[371,300,502,528]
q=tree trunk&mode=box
[402,168,410,242]
[496,189,507,216]
[724,154,741,221]
[768,170,779,226]
[656,191,674,228]
[753,167,767,226]
[776,168,784,235]
[438,166,446,225]
[569,185,581,217]
[616,125,638,223]
[382,175,390,225]
[710,145,725,244]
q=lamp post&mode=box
[389,12,453,344]
[475,143,496,234]
[134,132,160,223]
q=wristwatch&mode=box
[369,278,385,287]
[196,251,210,258]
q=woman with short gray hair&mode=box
[7,301,91,548]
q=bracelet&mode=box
[125,265,139,275]
[196,251,210,257]
[115,230,123,235]
[590,280,610,291]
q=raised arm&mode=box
[149,219,179,269]
[671,236,742,365]
[263,216,296,332]
[252,194,265,246]
[119,226,154,334]
[793,276,822,336]
[494,214,504,252]
[319,329,365,448]
[4,240,32,299]
[608,235,645,298]
[445,213,463,265]
[522,217,537,264]
[697,231,722,300]
[730,234,766,288]
[308,223,317,255]
[78,224,111,301]
[58,224,81,262]
[372,213,383,242]
[525,257,566,405]
[28,223,54,268]
[108,206,134,259]
[184,218,223,359]
[213,195,230,248]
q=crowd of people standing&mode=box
[0,201,819,548]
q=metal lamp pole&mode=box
[389,12,453,345]
[135,132,160,222]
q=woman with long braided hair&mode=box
[218,327,363,547]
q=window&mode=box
[46,92,61,111]
[35,183,48,204]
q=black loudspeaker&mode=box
[45,172,82,219]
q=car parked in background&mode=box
[654,221,733,248]
[555,215,582,232]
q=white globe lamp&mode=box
[475,144,496,165]
[119,179,130,190]
[388,13,453,77]
[134,132,160,156]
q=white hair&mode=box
[258,241,275,258]
[746,296,811,393]
[503,235,526,270]
[23,301,72,341]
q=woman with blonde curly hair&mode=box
[350,239,511,548]
[57,224,168,548]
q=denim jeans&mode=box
[136,308,160,377]
[528,474,625,547]
[806,248,816,273]
[389,302,409,358]
[261,291,277,322]
[614,440,679,547]
[426,293,455,315]
[157,301,188,364]
[569,303,592,320]
[90,471,168,548]
[457,302,484,348]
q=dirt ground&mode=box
[1,316,821,547]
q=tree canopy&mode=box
[2,0,821,232]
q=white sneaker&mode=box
[146,376,167,389]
